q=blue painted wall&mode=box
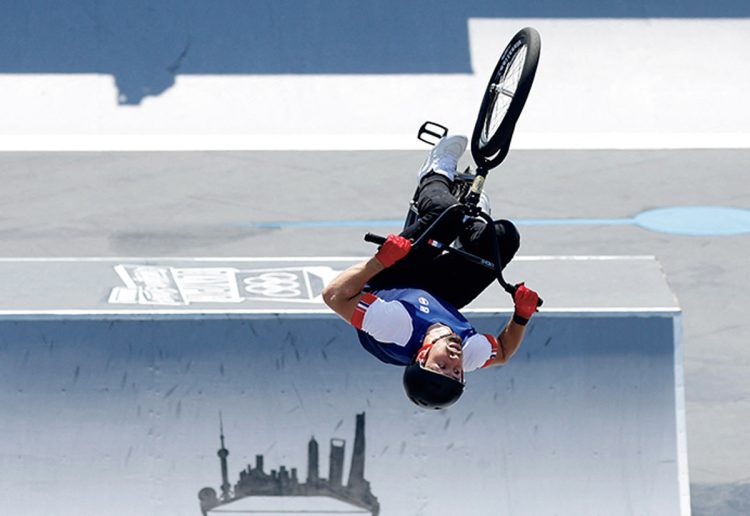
[3,0,748,103]
[0,312,684,515]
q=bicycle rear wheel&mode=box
[471,27,540,164]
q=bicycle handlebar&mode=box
[363,221,543,308]
[364,233,386,245]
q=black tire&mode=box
[471,27,540,162]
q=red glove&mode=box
[513,283,539,325]
[375,234,411,268]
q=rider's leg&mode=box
[369,208,519,307]
[400,134,469,244]
[401,173,464,244]
[367,172,463,290]
[459,218,519,267]
[367,135,472,292]
[423,219,521,309]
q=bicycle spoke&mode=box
[483,45,528,142]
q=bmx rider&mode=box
[323,135,540,409]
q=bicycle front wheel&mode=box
[472,27,540,161]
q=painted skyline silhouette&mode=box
[198,412,379,515]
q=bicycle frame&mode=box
[366,120,543,306]
[365,26,542,304]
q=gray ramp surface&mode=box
[3,149,748,513]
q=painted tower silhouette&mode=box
[218,413,231,502]
[328,438,345,488]
[348,413,366,488]
[308,436,319,485]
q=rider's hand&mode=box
[513,283,539,325]
[375,234,412,268]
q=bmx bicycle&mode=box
[365,27,543,306]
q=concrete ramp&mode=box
[0,256,689,515]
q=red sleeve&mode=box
[350,292,379,329]
[480,333,499,368]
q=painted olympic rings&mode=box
[243,272,301,298]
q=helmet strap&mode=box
[415,343,433,364]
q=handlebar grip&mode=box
[364,233,387,245]
[509,283,544,308]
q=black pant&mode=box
[368,173,520,309]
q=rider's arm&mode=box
[488,319,526,366]
[484,283,539,366]
[322,257,385,323]
[322,234,411,323]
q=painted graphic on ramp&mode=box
[108,264,339,306]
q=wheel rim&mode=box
[482,45,528,144]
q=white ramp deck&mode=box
[0,255,677,315]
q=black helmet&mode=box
[403,362,464,410]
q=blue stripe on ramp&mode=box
[243,206,750,236]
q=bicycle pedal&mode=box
[417,121,449,146]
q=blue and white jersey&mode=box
[352,287,497,371]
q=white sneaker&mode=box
[418,135,468,182]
